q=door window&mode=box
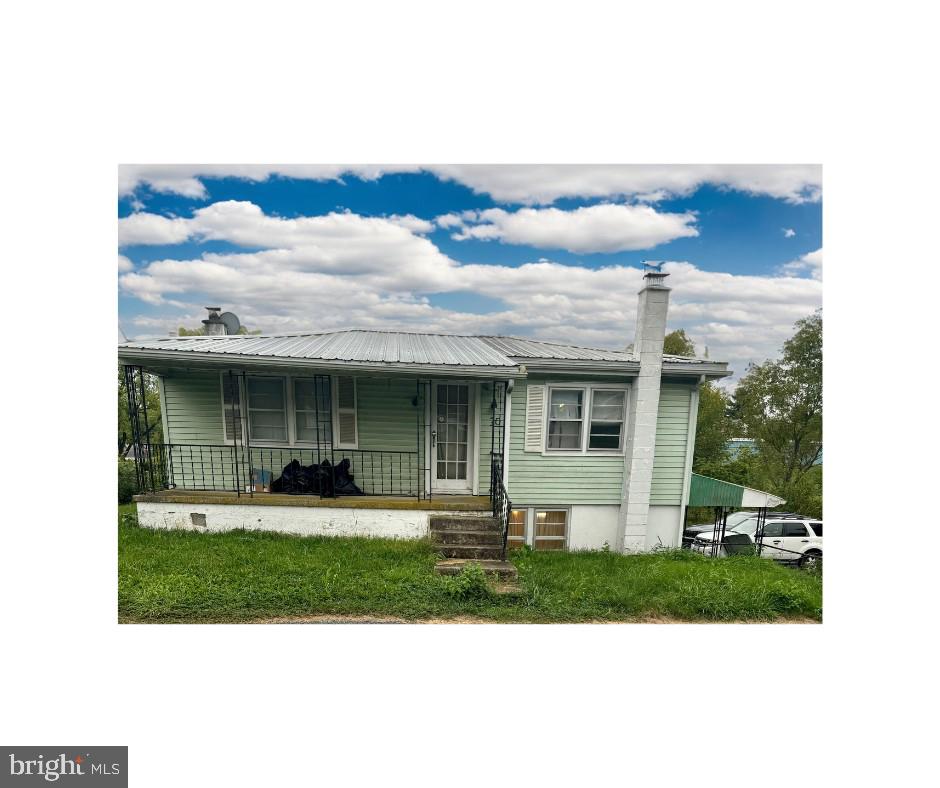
[784,523,809,537]
[810,522,823,536]
[436,384,469,481]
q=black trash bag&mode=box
[332,458,363,495]
[304,459,335,498]
[271,459,314,494]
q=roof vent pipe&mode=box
[202,307,227,336]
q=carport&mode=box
[686,473,786,557]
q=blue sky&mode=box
[118,165,822,380]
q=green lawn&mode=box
[118,505,822,623]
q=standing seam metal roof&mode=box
[118,329,713,367]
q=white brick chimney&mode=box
[202,307,227,336]
[617,270,670,552]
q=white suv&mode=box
[692,517,823,568]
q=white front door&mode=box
[432,382,474,493]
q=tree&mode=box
[117,367,163,456]
[733,312,822,516]
[663,329,695,356]
[178,324,262,336]
[692,382,737,478]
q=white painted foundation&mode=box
[568,505,621,551]
[644,505,683,549]
[136,502,435,539]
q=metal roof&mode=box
[120,330,516,367]
[118,329,723,372]
[478,335,635,363]
[688,473,786,508]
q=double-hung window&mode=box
[547,388,584,449]
[588,389,625,450]
[543,385,627,453]
[246,377,287,442]
[293,378,332,444]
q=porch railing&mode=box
[489,454,512,552]
[137,443,421,498]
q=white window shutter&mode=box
[336,376,358,447]
[524,384,545,452]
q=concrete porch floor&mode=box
[133,490,492,512]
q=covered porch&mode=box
[122,363,511,507]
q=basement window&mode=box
[507,509,527,549]
[533,509,568,551]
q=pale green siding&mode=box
[160,371,423,494]
[158,370,695,504]
[506,378,627,505]
[162,370,225,445]
[649,382,694,505]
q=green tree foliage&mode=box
[117,367,163,456]
[178,325,262,336]
[733,312,822,517]
[692,382,737,478]
[663,328,696,356]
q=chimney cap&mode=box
[642,269,670,289]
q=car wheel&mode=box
[800,550,822,570]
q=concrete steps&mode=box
[430,515,505,560]
[430,515,517,580]
[434,558,518,581]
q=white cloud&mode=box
[118,254,134,272]
[118,212,191,245]
[442,203,698,253]
[386,214,435,234]
[783,227,796,238]
[119,164,822,205]
[120,203,821,379]
[780,247,822,280]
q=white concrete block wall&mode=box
[136,502,433,539]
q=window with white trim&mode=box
[246,376,288,442]
[533,509,568,551]
[588,389,625,450]
[294,378,332,444]
[541,383,628,454]
[547,388,584,449]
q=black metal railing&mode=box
[137,443,421,498]
[247,446,420,498]
[490,453,512,552]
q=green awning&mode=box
[688,473,785,508]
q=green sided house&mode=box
[118,270,730,555]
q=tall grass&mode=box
[118,509,821,623]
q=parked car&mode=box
[691,517,823,568]
[682,511,758,545]
[682,511,805,546]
